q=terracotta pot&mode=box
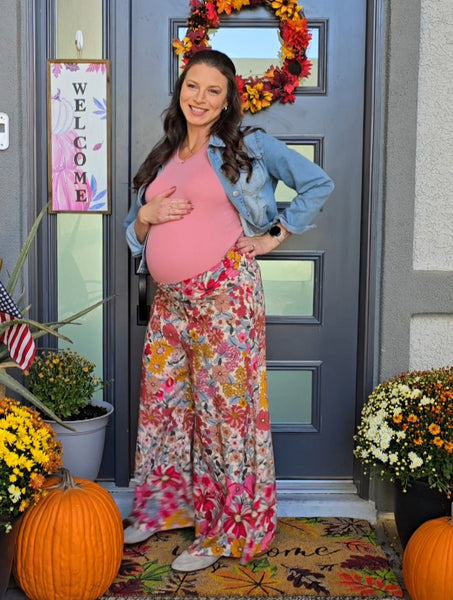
[394,479,452,548]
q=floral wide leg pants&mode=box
[131,249,277,564]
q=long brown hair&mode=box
[132,49,254,191]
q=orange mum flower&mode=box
[429,423,441,435]
[393,413,403,424]
[433,437,444,448]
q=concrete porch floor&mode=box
[5,484,410,599]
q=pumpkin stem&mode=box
[48,468,80,491]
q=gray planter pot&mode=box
[46,400,113,480]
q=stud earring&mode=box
[223,105,228,111]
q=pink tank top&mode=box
[145,145,243,283]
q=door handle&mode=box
[137,273,150,325]
[135,257,150,325]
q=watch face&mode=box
[270,225,281,237]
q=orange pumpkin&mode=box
[402,512,453,600]
[13,468,124,600]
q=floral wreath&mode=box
[173,0,312,114]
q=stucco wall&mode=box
[376,0,453,509]
[413,0,453,271]
[410,315,453,370]
[379,0,421,380]
[380,0,453,380]
[408,0,453,372]
[0,1,30,283]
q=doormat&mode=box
[101,517,404,599]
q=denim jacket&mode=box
[124,129,334,273]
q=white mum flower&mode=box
[420,395,434,406]
[408,451,423,470]
[389,453,399,464]
[372,448,388,462]
[398,384,411,394]
[8,484,21,503]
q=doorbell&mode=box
[0,113,10,150]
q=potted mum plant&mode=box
[0,203,110,424]
[0,397,62,595]
[24,348,113,481]
[354,366,453,546]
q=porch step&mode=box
[101,479,377,524]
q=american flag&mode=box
[0,280,36,371]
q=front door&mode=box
[125,0,366,482]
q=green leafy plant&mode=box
[0,204,111,424]
[25,349,106,420]
[354,367,453,495]
[0,396,63,533]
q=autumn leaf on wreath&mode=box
[339,571,404,597]
[216,0,234,14]
[285,566,329,595]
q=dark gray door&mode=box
[126,0,366,480]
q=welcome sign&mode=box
[47,59,110,213]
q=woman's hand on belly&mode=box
[136,186,193,241]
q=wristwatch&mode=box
[269,222,286,242]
